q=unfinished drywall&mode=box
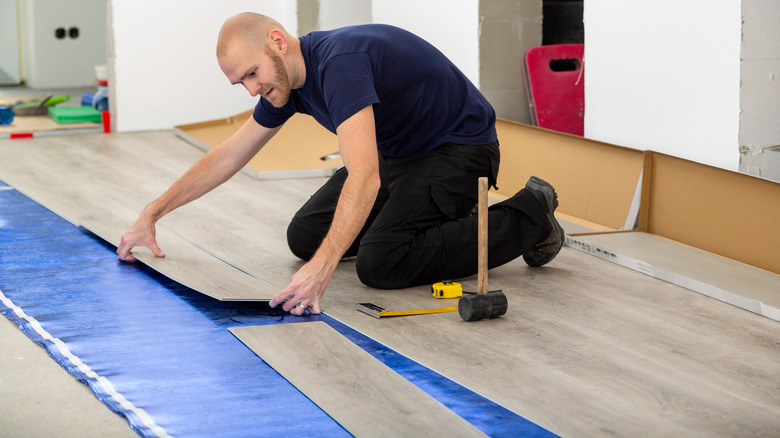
[738,0,780,182]
[478,0,542,124]
[110,0,293,132]
[372,0,480,87]
[583,0,741,171]
[298,0,371,34]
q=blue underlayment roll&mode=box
[0,181,554,438]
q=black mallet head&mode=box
[458,290,508,321]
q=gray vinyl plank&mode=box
[82,211,278,301]
[570,231,780,318]
[230,322,486,437]
[1,131,779,437]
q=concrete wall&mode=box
[479,0,541,124]
[298,0,371,34]
[738,0,780,180]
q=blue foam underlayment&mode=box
[0,184,556,438]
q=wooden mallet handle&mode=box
[457,177,507,321]
[477,177,488,295]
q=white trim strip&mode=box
[622,169,643,231]
[0,290,171,438]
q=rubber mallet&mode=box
[458,177,508,321]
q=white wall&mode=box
[20,0,106,89]
[110,0,295,132]
[584,0,742,171]
[373,0,480,87]
[111,0,480,132]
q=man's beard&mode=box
[264,45,292,108]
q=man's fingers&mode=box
[116,242,136,262]
[117,242,164,262]
[117,252,138,262]
[270,287,295,309]
[283,297,302,312]
[292,302,308,315]
[148,241,166,258]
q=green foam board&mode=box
[49,106,101,124]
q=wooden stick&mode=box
[477,177,488,295]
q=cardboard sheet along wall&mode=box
[175,111,343,179]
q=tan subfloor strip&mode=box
[0,316,138,438]
[230,322,485,438]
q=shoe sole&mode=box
[525,176,559,213]
[523,176,564,267]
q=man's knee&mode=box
[355,242,409,289]
[286,221,321,261]
[356,258,396,289]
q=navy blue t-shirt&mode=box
[253,24,497,158]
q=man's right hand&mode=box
[117,216,166,262]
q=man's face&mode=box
[260,45,292,108]
[220,42,292,108]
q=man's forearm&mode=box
[142,119,280,224]
[141,144,244,223]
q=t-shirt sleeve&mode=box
[320,53,380,129]
[252,97,294,129]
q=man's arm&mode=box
[117,117,282,261]
[270,105,381,314]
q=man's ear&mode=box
[268,29,287,54]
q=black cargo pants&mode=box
[286,141,551,289]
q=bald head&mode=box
[217,13,289,58]
[217,12,306,95]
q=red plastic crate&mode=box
[523,44,584,136]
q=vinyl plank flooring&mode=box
[81,209,278,301]
[230,322,486,437]
[321,253,780,437]
[0,132,304,300]
[2,131,779,437]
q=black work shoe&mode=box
[522,176,564,267]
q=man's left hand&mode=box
[269,258,334,315]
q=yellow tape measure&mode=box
[431,281,462,299]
